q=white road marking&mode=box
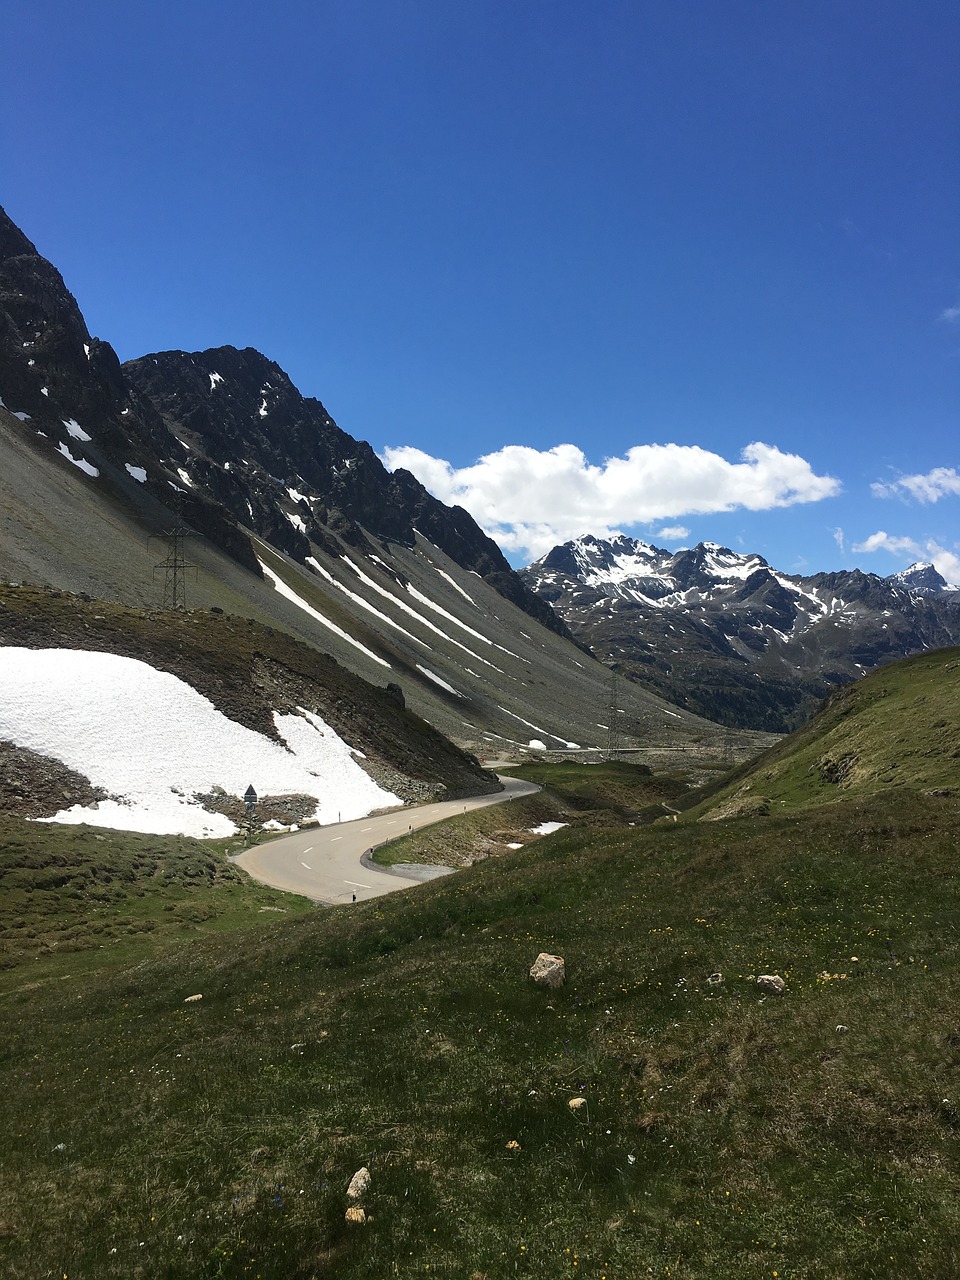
[330,836,342,842]
[302,846,313,854]
[300,861,312,869]
[361,827,373,832]
[344,879,372,888]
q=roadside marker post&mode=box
[243,784,258,849]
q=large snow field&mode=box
[0,648,400,838]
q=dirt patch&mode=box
[0,741,107,818]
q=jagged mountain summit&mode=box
[521,534,960,733]
[120,344,564,637]
[1,205,766,764]
[887,562,958,595]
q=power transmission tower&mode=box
[153,502,197,610]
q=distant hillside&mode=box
[687,644,960,820]
[522,534,960,732]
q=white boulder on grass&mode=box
[346,1167,371,1201]
[530,953,566,988]
[757,974,786,995]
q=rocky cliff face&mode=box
[522,535,960,732]
[0,203,565,637]
[0,209,261,570]
[121,344,567,635]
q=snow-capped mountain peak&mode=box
[886,562,956,595]
[521,533,960,733]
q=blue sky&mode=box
[5,1,959,577]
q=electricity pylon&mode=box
[153,499,197,610]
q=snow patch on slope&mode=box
[56,442,98,477]
[0,648,400,838]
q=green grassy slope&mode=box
[5,653,960,1277]
[686,645,960,820]
[4,784,960,1278]
[371,761,691,868]
[0,817,312,993]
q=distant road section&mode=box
[233,774,540,904]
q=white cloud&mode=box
[852,530,960,586]
[931,546,960,585]
[832,527,845,552]
[383,440,840,562]
[939,305,960,322]
[853,531,922,557]
[655,525,690,542]
[871,467,960,504]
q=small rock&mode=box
[568,1097,587,1112]
[706,972,723,985]
[836,1024,850,1034]
[529,953,565,988]
[344,1206,366,1226]
[757,974,786,995]
[346,1167,371,1201]
[183,994,203,1003]
[506,1139,521,1151]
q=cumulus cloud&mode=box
[871,467,960,504]
[940,305,960,322]
[852,530,960,585]
[382,440,840,561]
[853,531,923,557]
[655,525,691,542]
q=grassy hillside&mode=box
[372,760,691,868]
[686,645,960,821]
[0,816,311,993]
[4,783,960,1277]
[5,653,960,1277]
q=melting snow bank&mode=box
[0,648,401,838]
[530,822,568,836]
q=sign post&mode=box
[243,784,258,848]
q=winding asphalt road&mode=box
[232,774,540,905]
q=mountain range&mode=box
[5,200,957,758]
[1,206,766,774]
[521,534,960,731]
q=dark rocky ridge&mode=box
[0,208,260,572]
[0,203,565,637]
[122,345,567,636]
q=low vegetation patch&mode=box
[4,786,960,1277]
[371,761,688,868]
[0,817,310,991]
